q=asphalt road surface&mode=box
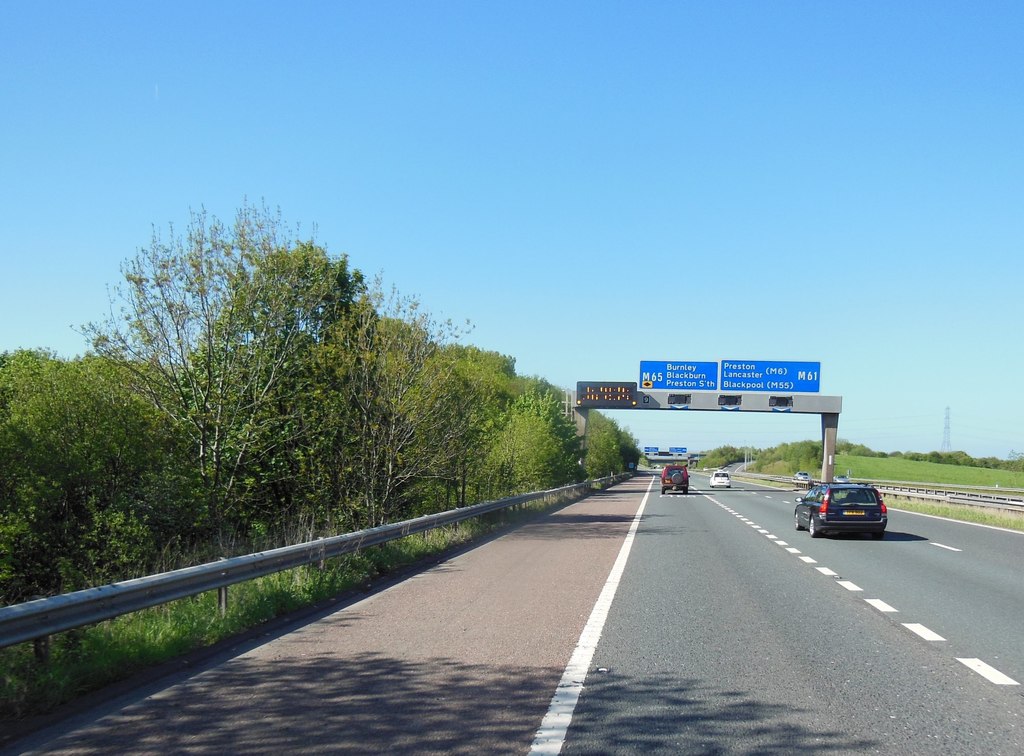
[7,474,1024,754]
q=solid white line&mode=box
[904,623,945,641]
[930,542,962,552]
[893,508,1024,535]
[957,658,1020,685]
[837,580,862,592]
[865,599,898,613]
[530,477,652,754]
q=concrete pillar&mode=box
[574,407,588,439]
[821,412,839,482]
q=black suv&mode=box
[794,483,887,539]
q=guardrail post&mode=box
[33,635,49,663]
[27,595,50,663]
[217,557,229,617]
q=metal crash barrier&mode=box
[0,474,631,650]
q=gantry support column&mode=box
[821,412,839,483]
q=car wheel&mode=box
[794,512,804,531]
[683,487,689,494]
[661,487,667,495]
[809,516,822,538]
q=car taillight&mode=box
[873,488,887,513]
[819,491,830,514]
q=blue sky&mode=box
[2,1,1021,459]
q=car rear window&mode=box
[831,488,877,505]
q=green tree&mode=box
[0,351,193,602]
[85,204,363,542]
[751,439,822,475]
[488,387,582,493]
[332,285,471,527]
[699,445,747,470]
[212,240,364,540]
[440,345,520,507]
[582,411,639,478]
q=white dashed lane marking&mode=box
[904,623,945,641]
[712,494,1019,686]
[957,658,1020,685]
[865,599,898,613]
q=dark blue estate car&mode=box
[794,483,887,539]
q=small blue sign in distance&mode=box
[720,360,821,392]
[640,360,719,390]
[644,446,660,453]
[669,447,687,453]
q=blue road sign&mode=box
[640,361,719,390]
[720,360,821,392]
[669,447,687,453]
[644,446,660,453]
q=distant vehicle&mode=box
[661,464,689,495]
[834,475,850,483]
[794,483,887,539]
[793,471,812,484]
[710,470,731,488]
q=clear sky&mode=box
[2,1,1021,459]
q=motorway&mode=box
[7,474,1024,754]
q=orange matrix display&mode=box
[575,381,638,408]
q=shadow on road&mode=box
[566,669,881,753]
[9,652,880,755]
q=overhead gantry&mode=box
[571,383,843,483]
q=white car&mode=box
[710,470,731,488]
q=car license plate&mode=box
[844,510,865,516]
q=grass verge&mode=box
[886,496,1024,530]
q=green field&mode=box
[834,454,1024,490]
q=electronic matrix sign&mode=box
[575,381,638,408]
